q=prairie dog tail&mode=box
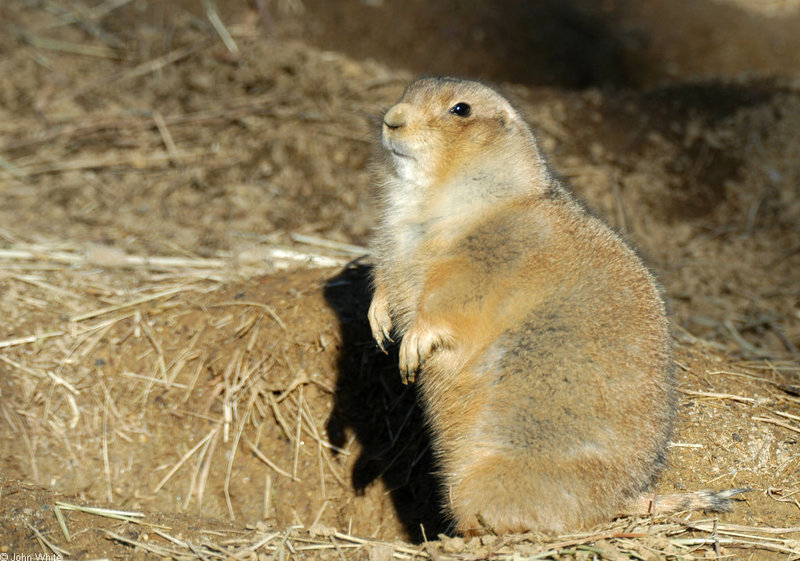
[627,488,751,517]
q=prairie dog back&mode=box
[368,77,675,534]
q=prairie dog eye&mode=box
[449,102,471,117]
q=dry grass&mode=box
[8,488,800,560]
[0,0,798,559]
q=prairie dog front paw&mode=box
[368,293,393,352]
[398,322,452,384]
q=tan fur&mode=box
[626,488,750,518]
[368,77,721,535]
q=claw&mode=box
[400,356,420,384]
[378,325,394,353]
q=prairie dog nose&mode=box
[383,103,410,130]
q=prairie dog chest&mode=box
[381,182,448,264]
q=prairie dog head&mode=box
[381,77,543,188]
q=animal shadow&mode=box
[323,262,449,542]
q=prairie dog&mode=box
[368,77,740,534]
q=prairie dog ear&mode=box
[495,106,517,131]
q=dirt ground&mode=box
[0,0,799,559]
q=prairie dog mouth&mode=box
[383,138,414,160]
[390,148,413,159]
